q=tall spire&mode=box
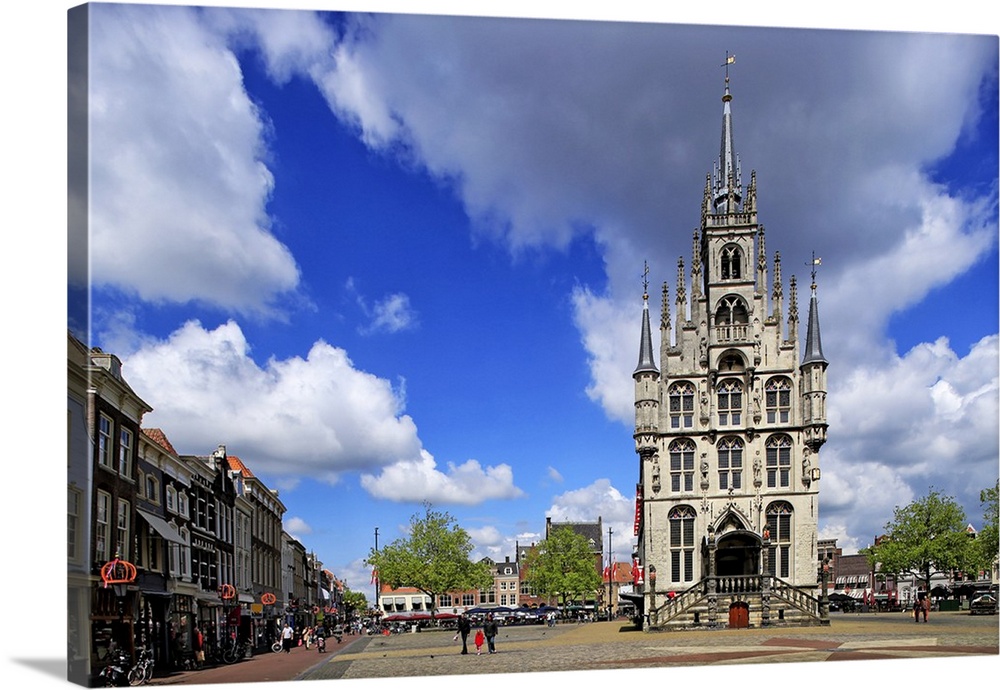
[634,261,659,376]
[802,254,828,365]
[713,52,742,212]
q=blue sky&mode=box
[61,2,999,597]
[2,2,997,689]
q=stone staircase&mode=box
[647,575,829,630]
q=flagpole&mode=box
[607,527,613,621]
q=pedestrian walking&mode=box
[457,614,472,655]
[281,622,294,653]
[483,613,499,654]
[192,626,206,668]
[474,629,485,655]
[922,597,930,622]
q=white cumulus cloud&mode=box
[547,478,637,558]
[284,516,313,541]
[115,319,424,480]
[360,450,525,505]
[88,4,302,315]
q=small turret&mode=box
[800,256,828,451]
[634,264,660,458]
[634,295,659,377]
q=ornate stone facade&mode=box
[632,70,829,629]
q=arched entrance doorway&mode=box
[715,530,761,577]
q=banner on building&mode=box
[633,484,643,536]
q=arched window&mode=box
[717,379,743,426]
[717,437,744,490]
[765,502,793,578]
[669,439,696,493]
[714,295,749,325]
[714,296,749,342]
[668,381,696,429]
[765,377,792,424]
[669,506,697,583]
[766,435,792,488]
[145,474,159,503]
[721,245,743,279]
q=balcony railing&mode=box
[715,324,749,343]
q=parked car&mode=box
[969,593,997,615]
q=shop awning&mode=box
[137,509,187,544]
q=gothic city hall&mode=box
[630,70,829,630]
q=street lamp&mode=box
[819,558,831,623]
[101,556,137,620]
[219,583,236,649]
[101,556,137,659]
[373,527,380,615]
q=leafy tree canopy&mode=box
[365,504,493,616]
[340,588,368,616]
[974,479,999,573]
[521,526,602,610]
[862,488,973,591]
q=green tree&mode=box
[862,488,973,592]
[521,526,602,613]
[365,505,493,621]
[340,588,368,618]
[973,480,999,576]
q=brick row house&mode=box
[67,332,345,682]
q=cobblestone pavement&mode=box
[301,611,997,681]
[147,635,357,686]
[147,612,998,685]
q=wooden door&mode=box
[728,602,749,629]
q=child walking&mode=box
[474,628,485,655]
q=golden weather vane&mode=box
[722,51,736,82]
[807,252,822,287]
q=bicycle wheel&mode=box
[127,666,143,686]
[140,663,152,684]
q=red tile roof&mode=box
[143,428,177,455]
[605,562,634,584]
[227,455,255,477]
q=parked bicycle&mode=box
[216,636,246,664]
[97,647,131,687]
[127,647,154,686]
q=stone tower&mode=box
[632,64,829,629]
